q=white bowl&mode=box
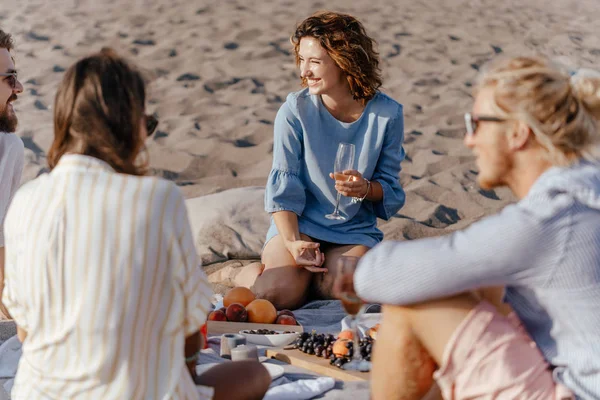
[239,330,300,347]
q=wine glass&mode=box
[325,143,355,220]
[335,256,369,371]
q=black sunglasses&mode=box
[146,114,158,136]
[0,72,18,89]
[464,112,506,136]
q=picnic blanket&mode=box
[0,301,371,400]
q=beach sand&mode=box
[2,0,600,284]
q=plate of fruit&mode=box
[239,329,300,347]
[208,288,300,326]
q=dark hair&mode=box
[0,29,14,51]
[48,48,148,175]
[291,11,382,103]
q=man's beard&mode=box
[0,94,18,132]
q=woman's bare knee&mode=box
[254,273,309,310]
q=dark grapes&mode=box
[294,330,374,371]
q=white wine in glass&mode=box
[326,143,355,220]
[335,256,368,371]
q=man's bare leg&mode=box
[372,294,479,400]
[371,305,438,400]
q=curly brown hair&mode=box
[48,48,148,175]
[291,11,382,103]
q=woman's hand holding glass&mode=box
[284,240,327,273]
[329,169,369,199]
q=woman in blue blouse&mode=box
[238,11,405,309]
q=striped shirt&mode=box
[355,161,600,399]
[2,154,215,400]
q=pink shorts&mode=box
[433,301,574,400]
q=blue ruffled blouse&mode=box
[265,88,406,248]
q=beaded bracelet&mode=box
[353,179,371,203]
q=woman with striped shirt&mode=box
[2,48,270,400]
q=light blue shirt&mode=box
[355,161,600,399]
[265,88,405,247]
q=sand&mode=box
[2,0,600,280]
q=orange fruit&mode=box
[337,330,354,340]
[223,287,256,307]
[333,338,351,357]
[246,299,277,324]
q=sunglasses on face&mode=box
[0,72,18,89]
[146,114,158,136]
[464,112,506,136]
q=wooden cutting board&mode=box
[266,348,369,381]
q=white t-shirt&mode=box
[0,132,24,247]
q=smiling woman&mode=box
[236,11,407,310]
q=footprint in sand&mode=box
[21,137,45,157]
[27,31,50,41]
[203,77,264,94]
[268,40,291,57]
[478,189,500,200]
[387,44,402,58]
[435,128,464,139]
[422,205,461,228]
[153,131,169,140]
[177,73,201,82]
[133,39,156,46]
[34,100,48,111]
[233,138,256,148]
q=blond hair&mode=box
[477,56,600,165]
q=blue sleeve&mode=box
[371,107,406,220]
[264,100,306,216]
[354,203,556,305]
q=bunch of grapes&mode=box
[293,331,336,358]
[292,330,375,370]
[358,336,374,362]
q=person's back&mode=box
[3,154,212,399]
[348,57,600,400]
[504,161,600,395]
[3,47,270,400]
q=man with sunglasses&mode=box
[334,56,600,400]
[0,29,24,320]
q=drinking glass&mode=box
[325,143,355,220]
[335,256,369,371]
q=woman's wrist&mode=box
[360,179,371,201]
[353,178,372,203]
